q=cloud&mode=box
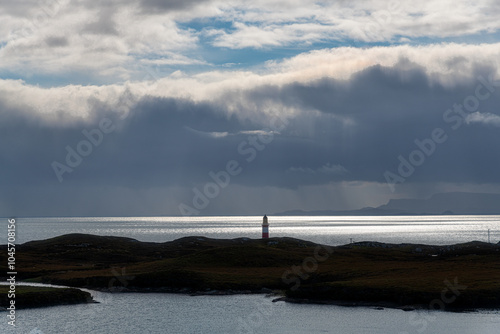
[288,163,348,175]
[0,1,200,82]
[138,0,214,13]
[2,42,500,215]
[1,43,499,135]
[1,0,500,85]
[209,22,332,49]
[44,35,69,47]
[202,0,500,49]
[82,7,119,36]
[466,112,500,126]
[1,52,498,186]
[140,55,208,66]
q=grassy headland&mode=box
[1,234,499,310]
[0,285,92,309]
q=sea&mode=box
[1,215,500,334]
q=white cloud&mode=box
[267,43,500,85]
[288,163,348,175]
[0,43,499,126]
[0,2,200,81]
[210,22,332,49]
[1,0,499,83]
[466,112,500,127]
[203,0,500,49]
[3,1,500,216]
[140,55,207,66]
[0,79,133,126]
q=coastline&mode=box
[0,285,93,310]
[1,234,499,311]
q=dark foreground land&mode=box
[0,285,92,309]
[1,234,500,310]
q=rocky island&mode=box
[1,234,499,311]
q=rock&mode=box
[401,306,416,312]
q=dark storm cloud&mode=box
[1,60,500,215]
[241,61,500,185]
[3,61,500,189]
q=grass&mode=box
[1,234,499,310]
[0,286,93,309]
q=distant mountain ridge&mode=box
[275,192,500,216]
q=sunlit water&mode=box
[5,215,500,245]
[1,216,499,333]
[2,290,499,334]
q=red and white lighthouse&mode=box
[262,215,269,238]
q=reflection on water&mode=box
[2,217,500,333]
[8,215,500,245]
[2,293,500,334]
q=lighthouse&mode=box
[262,215,269,238]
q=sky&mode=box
[1,0,500,216]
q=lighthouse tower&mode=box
[262,215,269,238]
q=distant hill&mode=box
[275,192,500,216]
[378,192,500,215]
[275,207,403,216]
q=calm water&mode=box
[6,215,500,245]
[1,216,499,333]
[2,289,500,334]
